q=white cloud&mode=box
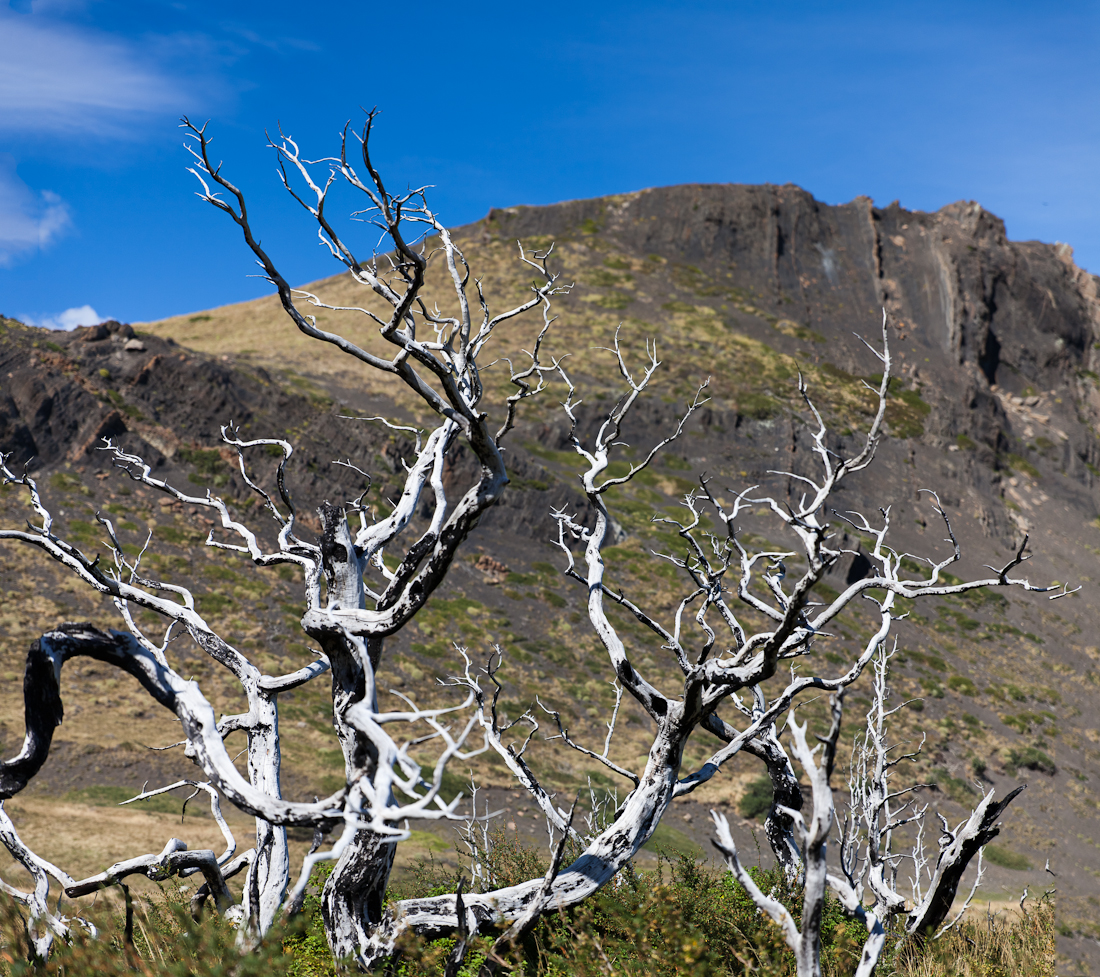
[0,8,190,136]
[25,305,108,331]
[0,153,72,266]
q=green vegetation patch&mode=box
[105,388,144,419]
[49,472,92,496]
[984,843,1032,871]
[737,392,781,420]
[907,650,948,672]
[643,823,703,859]
[65,519,102,545]
[197,592,235,616]
[65,783,208,817]
[948,674,978,695]
[1006,746,1056,775]
[154,523,204,546]
[1001,452,1041,479]
[737,774,773,821]
[585,268,632,288]
[178,446,226,476]
[885,388,931,439]
[0,794,1062,977]
[931,767,976,805]
[594,291,632,310]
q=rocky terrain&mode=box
[3,183,1100,970]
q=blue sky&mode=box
[1,0,1098,327]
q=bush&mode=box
[737,775,774,821]
[948,675,978,696]
[931,767,976,806]
[396,852,863,977]
[0,884,317,977]
[0,844,1057,976]
[1006,746,1056,776]
[177,447,225,476]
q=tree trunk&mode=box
[354,713,690,968]
[242,701,289,935]
[322,827,398,962]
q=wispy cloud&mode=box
[24,305,107,330]
[0,153,71,266]
[0,9,191,136]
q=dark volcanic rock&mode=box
[486,184,1100,492]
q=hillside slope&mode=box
[3,183,1100,969]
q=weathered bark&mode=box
[744,728,804,876]
[905,786,1025,939]
[310,503,394,959]
[0,634,69,799]
[322,829,398,962]
[242,702,289,936]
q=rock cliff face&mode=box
[490,185,1100,376]
[488,184,1100,478]
[5,184,1100,966]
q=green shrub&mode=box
[396,851,862,977]
[736,393,780,420]
[737,774,773,821]
[948,675,978,695]
[0,885,315,977]
[984,843,1033,871]
[885,388,931,439]
[1006,746,1056,775]
[196,593,234,615]
[65,519,101,545]
[49,472,92,496]
[1001,453,1041,480]
[0,839,1056,976]
[931,767,976,805]
[596,291,632,310]
[154,524,203,546]
[178,447,225,476]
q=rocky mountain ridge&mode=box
[3,182,1100,969]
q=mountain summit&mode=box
[3,183,1100,959]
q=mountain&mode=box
[3,183,1100,967]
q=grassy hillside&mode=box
[3,184,1100,970]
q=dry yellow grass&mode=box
[0,795,453,908]
[137,232,549,417]
[0,796,245,885]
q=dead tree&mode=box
[713,696,847,977]
[0,111,1066,971]
[836,642,1025,941]
[381,321,1066,972]
[714,642,1031,977]
[0,112,569,961]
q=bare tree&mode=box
[713,697,847,977]
[0,112,569,961]
[713,642,1031,977]
[836,641,1026,942]
[0,112,1066,972]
